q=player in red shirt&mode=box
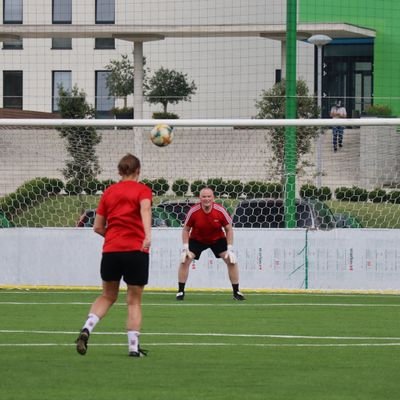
[176,187,245,301]
[75,153,152,357]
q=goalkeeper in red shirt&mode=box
[176,187,245,301]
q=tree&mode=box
[104,54,147,109]
[255,79,319,180]
[145,67,197,114]
[57,85,101,187]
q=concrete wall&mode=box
[0,127,274,196]
[1,125,399,197]
[1,227,400,291]
[360,125,400,190]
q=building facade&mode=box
[0,0,289,119]
[0,1,396,119]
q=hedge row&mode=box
[0,177,117,219]
[64,178,116,195]
[145,179,400,203]
[0,177,64,219]
[43,178,400,205]
[141,178,284,198]
[301,184,400,204]
[2,178,399,222]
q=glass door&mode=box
[354,62,372,116]
[322,42,373,118]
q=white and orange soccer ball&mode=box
[150,124,174,147]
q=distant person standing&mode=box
[330,100,347,152]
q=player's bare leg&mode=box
[76,281,119,355]
[90,281,120,317]
[176,254,194,300]
[126,284,147,357]
[220,252,246,301]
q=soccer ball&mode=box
[150,124,174,147]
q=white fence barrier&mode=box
[1,228,400,291]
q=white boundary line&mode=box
[1,342,400,348]
[1,329,400,341]
[1,301,400,307]
[1,289,400,297]
[2,330,400,348]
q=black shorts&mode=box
[189,238,227,260]
[100,251,149,286]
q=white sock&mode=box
[128,330,140,353]
[82,313,100,333]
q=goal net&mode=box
[1,118,400,230]
[0,0,398,231]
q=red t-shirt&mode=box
[96,180,152,253]
[184,203,232,245]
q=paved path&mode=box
[316,128,360,190]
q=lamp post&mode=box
[307,34,332,187]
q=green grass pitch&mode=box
[1,289,400,399]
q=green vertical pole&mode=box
[304,229,309,289]
[284,0,297,228]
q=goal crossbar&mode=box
[0,118,399,128]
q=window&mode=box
[52,0,72,49]
[95,0,115,49]
[95,38,115,49]
[95,0,115,24]
[3,0,23,24]
[2,0,23,49]
[3,71,23,109]
[52,71,72,112]
[3,38,23,50]
[95,71,114,118]
[52,38,72,49]
[52,0,72,23]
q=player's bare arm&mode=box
[140,198,152,249]
[223,223,234,246]
[182,224,191,243]
[181,225,194,262]
[93,213,106,237]
[222,224,237,264]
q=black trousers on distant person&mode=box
[332,126,344,151]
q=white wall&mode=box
[0,127,276,195]
[1,228,400,291]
